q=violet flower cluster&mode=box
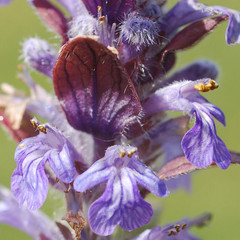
[0,0,240,239]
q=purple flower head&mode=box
[11,118,80,210]
[143,79,231,169]
[22,37,58,78]
[119,14,160,49]
[74,145,169,236]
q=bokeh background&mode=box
[0,0,240,239]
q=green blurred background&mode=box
[0,0,240,239]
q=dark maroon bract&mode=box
[53,37,142,140]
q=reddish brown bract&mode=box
[53,37,141,140]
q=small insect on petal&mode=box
[30,118,47,134]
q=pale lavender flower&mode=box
[74,145,169,236]
[11,120,80,210]
[143,79,231,169]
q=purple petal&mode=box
[165,60,219,86]
[47,144,76,183]
[22,38,58,78]
[224,8,240,45]
[129,159,169,197]
[162,0,213,34]
[166,174,192,192]
[89,169,153,236]
[73,159,112,192]
[56,0,88,17]
[53,37,141,140]
[182,108,231,169]
[11,156,48,210]
[207,6,240,45]
[202,102,225,126]
[138,1,162,18]
[0,186,65,239]
[186,94,225,125]
[0,0,12,6]
[81,0,136,25]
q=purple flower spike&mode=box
[164,60,219,86]
[53,37,142,140]
[11,120,78,210]
[74,145,169,236]
[143,79,231,169]
[22,38,58,78]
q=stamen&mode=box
[64,184,71,193]
[194,80,219,92]
[167,223,187,236]
[99,16,105,25]
[97,6,102,12]
[120,151,126,158]
[19,144,25,148]
[175,224,181,232]
[30,118,38,128]
[127,150,137,158]
[182,223,187,230]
